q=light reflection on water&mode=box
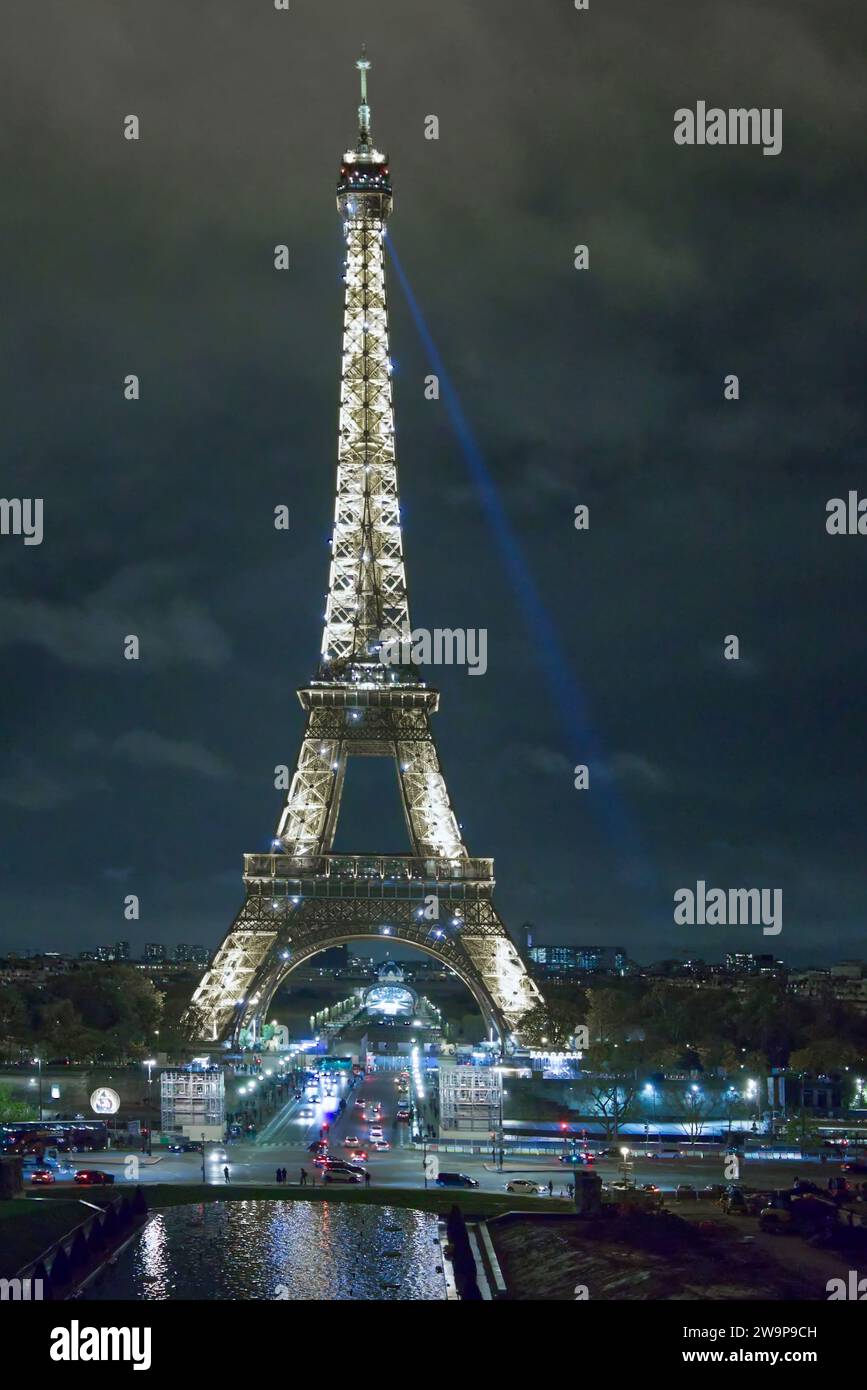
[84,1202,446,1301]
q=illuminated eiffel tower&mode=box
[185,52,542,1047]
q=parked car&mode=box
[74,1170,115,1185]
[30,1167,55,1185]
[505,1179,544,1194]
[435,1172,478,1189]
[759,1193,838,1236]
[323,1169,363,1184]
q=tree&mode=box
[672,1086,716,1142]
[788,1040,863,1075]
[0,1083,36,1123]
[46,966,163,1059]
[0,986,28,1053]
[583,1083,638,1139]
[778,1108,825,1154]
[36,999,90,1057]
[518,999,586,1050]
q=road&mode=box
[33,1068,862,1200]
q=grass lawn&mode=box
[0,1198,105,1276]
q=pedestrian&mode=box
[568,1183,574,1201]
[548,1180,553,1197]
[365,1171,371,1187]
[223,1165,230,1184]
[276,1167,282,1184]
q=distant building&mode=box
[175,944,209,964]
[527,944,627,979]
[790,964,867,1015]
[95,941,130,962]
[725,952,779,975]
[144,943,167,962]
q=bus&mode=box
[0,1120,109,1156]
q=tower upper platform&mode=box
[337,47,392,221]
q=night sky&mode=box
[1,1,865,965]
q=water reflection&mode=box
[84,1201,446,1301]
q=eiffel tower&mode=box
[184,52,542,1048]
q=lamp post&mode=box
[34,1057,43,1121]
[201,1132,206,1184]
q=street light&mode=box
[33,1057,43,1121]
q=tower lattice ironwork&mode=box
[184,54,542,1047]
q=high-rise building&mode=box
[725,952,779,975]
[144,943,167,962]
[528,944,627,977]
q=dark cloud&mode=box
[0,1,864,966]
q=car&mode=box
[505,1179,544,1194]
[326,1158,367,1174]
[308,1141,327,1154]
[312,1152,333,1167]
[30,1167,55,1184]
[608,1180,636,1193]
[74,1170,115,1185]
[558,1152,593,1165]
[396,1109,411,1122]
[372,1141,391,1152]
[675,1184,697,1200]
[434,1172,479,1189]
[323,1169,363,1184]
[701,1184,727,1199]
[168,1142,201,1153]
[369,1128,384,1141]
[640,1183,661,1194]
[842,1161,867,1174]
[344,1136,362,1148]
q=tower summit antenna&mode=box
[356,45,372,150]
